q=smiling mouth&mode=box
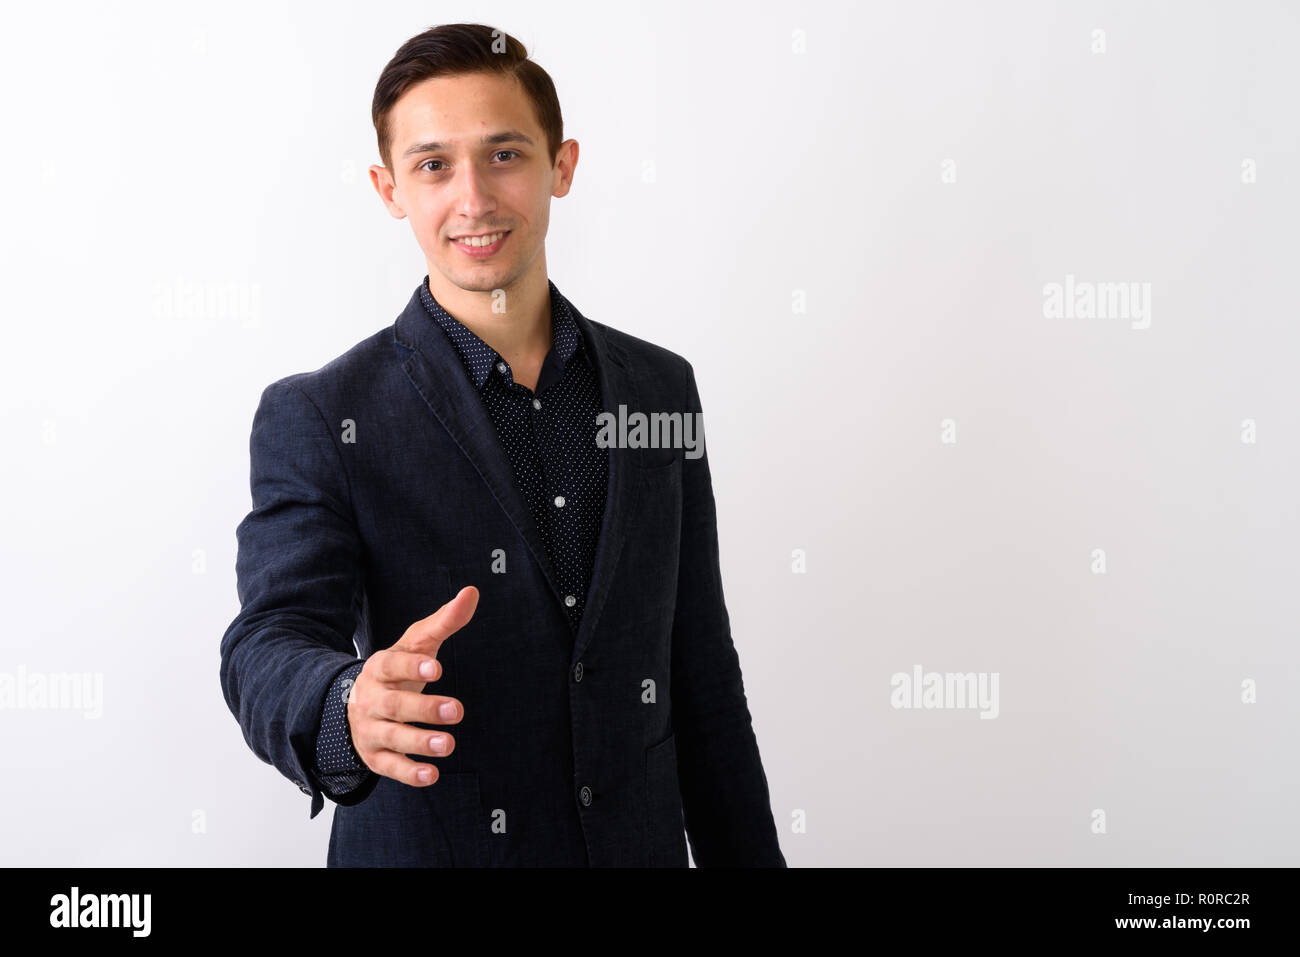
[452,230,510,247]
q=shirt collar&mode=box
[418,275,585,390]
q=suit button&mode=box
[579,785,592,806]
[573,662,583,682]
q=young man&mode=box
[219,23,785,867]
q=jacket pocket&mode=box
[330,771,487,867]
[643,732,688,867]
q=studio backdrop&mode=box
[1,0,1296,866]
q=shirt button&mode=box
[532,398,542,410]
[496,361,507,373]
[573,661,583,681]
[579,786,592,807]
[565,594,576,607]
[554,495,565,508]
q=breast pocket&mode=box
[622,457,684,603]
[643,732,688,867]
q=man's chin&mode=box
[437,268,511,294]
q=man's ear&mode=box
[552,139,579,199]
[370,165,407,219]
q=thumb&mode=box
[396,585,479,657]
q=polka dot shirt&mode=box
[313,275,609,790]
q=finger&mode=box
[372,687,463,725]
[367,750,441,787]
[363,720,455,760]
[394,586,479,657]
[368,648,442,684]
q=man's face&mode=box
[371,72,576,294]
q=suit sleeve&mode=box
[669,359,786,866]
[219,378,379,819]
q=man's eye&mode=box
[421,152,516,173]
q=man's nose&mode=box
[453,162,496,218]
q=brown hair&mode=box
[372,23,564,172]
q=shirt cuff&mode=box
[315,660,367,776]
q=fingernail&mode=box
[440,701,458,719]
[417,767,431,782]
[419,660,436,678]
[429,734,445,752]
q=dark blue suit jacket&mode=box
[219,282,786,867]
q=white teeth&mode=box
[455,231,505,247]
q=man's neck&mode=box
[426,267,552,371]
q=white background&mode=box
[1,0,1296,865]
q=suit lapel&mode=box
[568,302,640,663]
[392,285,640,662]
[394,287,560,620]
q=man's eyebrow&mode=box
[403,130,536,157]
